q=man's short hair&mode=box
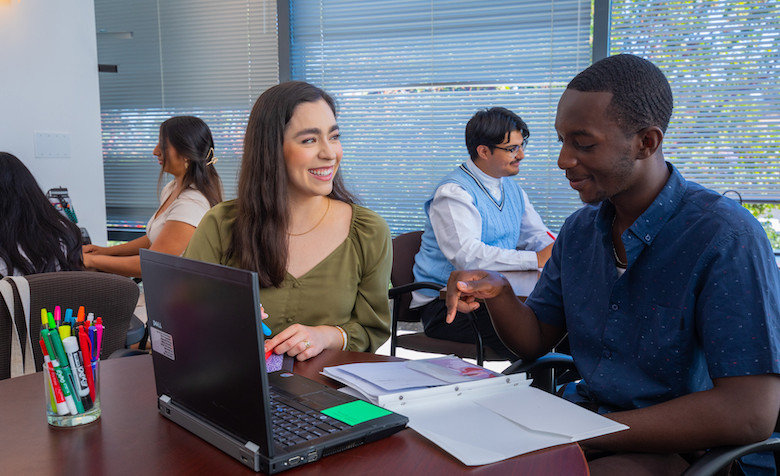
[465,107,529,160]
[567,54,674,134]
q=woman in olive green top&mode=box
[184,81,392,361]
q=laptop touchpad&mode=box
[299,391,351,410]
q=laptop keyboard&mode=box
[269,389,350,447]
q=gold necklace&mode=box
[289,199,331,237]
[612,215,627,268]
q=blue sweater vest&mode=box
[413,164,525,296]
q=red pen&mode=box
[78,327,96,399]
[546,231,556,241]
[265,347,273,360]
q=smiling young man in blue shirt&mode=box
[445,54,780,475]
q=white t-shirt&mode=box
[146,181,211,244]
[0,244,66,277]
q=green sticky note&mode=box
[320,400,392,426]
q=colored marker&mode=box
[58,324,71,341]
[41,308,49,329]
[39,339,69,416]
[54,306,62,327]
[547,231,556,241]
[63,336,93,410]
[41,331,78,415]
[49,330,85,414]
[76,306,86,324]
[262,321,272,336]
[64,308,73,326]
[47,312,56,330]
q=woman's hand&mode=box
[264,324,342,361]
[82,252,98,271]
[82,244,105,255]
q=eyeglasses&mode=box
[492,137,529,156]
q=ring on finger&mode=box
[303,340,311,349]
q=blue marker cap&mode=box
[65,308,73,325]
[262,322,272,336]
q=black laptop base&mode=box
[159,393,406,473]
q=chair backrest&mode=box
[11,271,139,373]
[0,288,14,380]
[391,231,425,323]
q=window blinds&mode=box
[95,0,279,229]
[290,0,593,234]
[610,1,780,203]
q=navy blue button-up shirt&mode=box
[526,163,780,411]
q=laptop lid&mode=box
[140,249,274,455]
[140,249,408,473]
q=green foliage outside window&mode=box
[743,203,780,251]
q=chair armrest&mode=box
[388,281,442,299]
[681,438,780,476]
[502,353,576,375]
[126,314,146,347]
[109,348,150,359]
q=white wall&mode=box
[0,0,107,244]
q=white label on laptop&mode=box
[150,327,175,360]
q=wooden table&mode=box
[0,351,588,475]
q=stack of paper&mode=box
[321,355,501,404]
[322,356,628,466]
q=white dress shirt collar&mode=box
[463,159,502,202]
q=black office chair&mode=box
[501,345,578,394]
[389,231,510,366]
[3,271,140,373]
[502,344,779,476]
[682,414,780,476]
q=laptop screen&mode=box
[140,249,273,455]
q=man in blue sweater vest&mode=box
[411,107,555,360]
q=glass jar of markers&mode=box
[40,306,104,427]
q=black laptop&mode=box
[139,249,408,473]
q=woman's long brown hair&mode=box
[228,81,355,287]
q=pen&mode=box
[547,231,556,241]
[47,311,56,330]
[95,317,104,361]
[78,326,96,399]
[89,326,97,361]
[262,322,272,336]
[54,306,61,328]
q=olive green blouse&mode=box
[183,200,392,352]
